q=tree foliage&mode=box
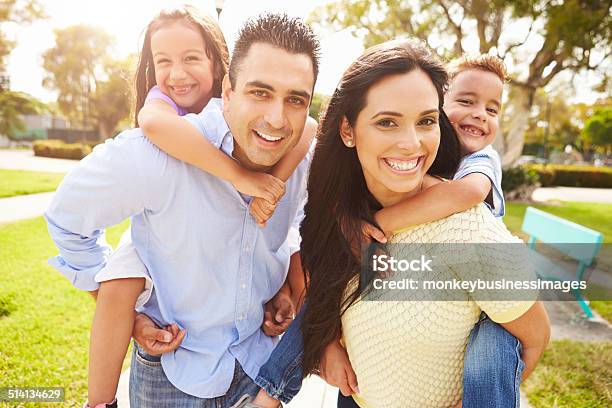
[42,25,133,138]
[583,106,612,148]
[0,91,46,138]
[310,0,612,165]
[0,0,46,69]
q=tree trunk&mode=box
[495,85,535,168]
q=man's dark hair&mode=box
[229,13,320,88]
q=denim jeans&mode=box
[256,311,523,407]
[129,342,260,408]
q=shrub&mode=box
[527,164,612,188]
[502,166,540,200]
[32,140,92,160]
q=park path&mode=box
[4,149,612,407]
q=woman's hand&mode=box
[132,313,186,356]
[319,338,359,396]
[261,289,295,336]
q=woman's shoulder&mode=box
[390,204,520,244]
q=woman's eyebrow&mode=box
[420,109,439,116]
[371,111,402,119]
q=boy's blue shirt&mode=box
[454,145,505,218]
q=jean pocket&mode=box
[134,343,162,367]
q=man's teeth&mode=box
[461,125,484,136]
[385,158,419,171]
[255,131,282,142]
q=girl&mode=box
[86,6,315,407]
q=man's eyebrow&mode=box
[245,81,311,100]
[371,109,438,119]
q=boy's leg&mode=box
[462,314,525,408]
[337,393,361,408]
[254,305,306,404]
[89,278,145,406]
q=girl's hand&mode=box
[250,197,278,227]
[232,169,285,204]
[319,339,359,397]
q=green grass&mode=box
[0,169,65,198]
[524,339,612,407]
[0,217,129,406]
[504,201,612,322]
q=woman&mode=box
[300,39,550,407]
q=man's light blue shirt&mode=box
[454,145,505,217]
[45,98,310,397]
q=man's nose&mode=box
[264,99,288,130]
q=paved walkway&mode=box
[0,191,55,224]
[0,149,77,173]
[532,186,612,204]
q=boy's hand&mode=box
[361,222,387,244]
[232,169,285,204]
[262,290,295,336]
[132,313,186,356]
[250,197,278,227]
[319,338,359,396]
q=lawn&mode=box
[0,169,65,198]
[0,217,129,406]
[504,201,612,322]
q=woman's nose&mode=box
[396,128,421,151]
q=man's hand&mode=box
[132,313,186,356]
[262,290,295,336]
[319,338,359,397]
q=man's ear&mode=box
[339,116,355,147]
[222,74,232,106]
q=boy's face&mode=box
[443,69,503,155]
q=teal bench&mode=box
[521,207,604,318]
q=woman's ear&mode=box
[339,116,355,147]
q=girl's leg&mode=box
[251,305,307,406]
[89,278,145,406]
[462,314,525,408]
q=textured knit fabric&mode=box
[341,204,536,408]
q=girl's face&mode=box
[151,21,215,113]
[341,69,441,208]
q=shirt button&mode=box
[241,283,246,289]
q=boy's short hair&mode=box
[229,13,320,89]
[448,54,507,83]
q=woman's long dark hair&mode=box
[300,39,460,376]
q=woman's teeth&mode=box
[460,125,484,136]
[384,158,419,171]
[255,131,282,142]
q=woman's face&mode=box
[342,69,441,207]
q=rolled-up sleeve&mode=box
[45,131,156,291]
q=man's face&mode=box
[443,69,503,155]
[222,42,315,172]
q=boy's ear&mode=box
[221,74,232,105]
[339,116,355,147]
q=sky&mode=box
[3,0,607,105]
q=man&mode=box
[45,13,319,407]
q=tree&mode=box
[0,91,46,138]
[0,0,46,69]
[310,0,612,166]
[582,106,612,151]
[90,55,135,139]
[42,25,114,131]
